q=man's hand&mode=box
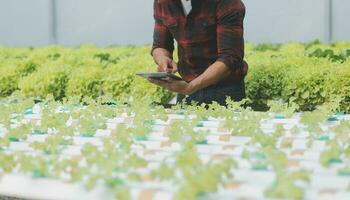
[152,48,178,73]
[156,56,178,73]
[148,78,195,95]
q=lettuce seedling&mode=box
[0,104,12,129]
[123,153,148,169]
[265,177,304,200]
[111,124,133,152]
[31,135,66,154]
[77,114,107,137]
[268,100,299,118]
[150,161,175,181]
[338,166,350,176]
[320,140,342,166]
[6,124,31,141]
[0,152,16,173]
[174,158,235,200]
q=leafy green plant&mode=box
[31,135,67,154]
[1,68,350,199]
[0,60,37,97]
[325,64,350,112]
[0,65,19,97]
[17,154,49,178]
[265,173,306,200]
[66,66,104,99]
[110,124,133,152]
[300,102,337,137]
[267,100,299,118]
[264,149,309,200]
[6,124,31,142]
[254,43,281,52]
[0,152,16,173]
[150,161,175,181]
[168,118,209,148]
[76,114,107,136]
[0,43,349,109]
[19,64,69,100]
[224,111,265,137]
[282,66,330,111]
[0,104,12,129]
[173,148,235,200]
[320,140,342,166]
[94,53,119,67]
[245,64,287,111]
[307,48,350,63]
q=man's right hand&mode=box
[152,48,178,73]
[156,56,178,73]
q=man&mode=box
[149,0,248,106]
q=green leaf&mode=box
[301,91,310,99]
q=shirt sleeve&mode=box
[216,0,245,71]
[151,0,174,57]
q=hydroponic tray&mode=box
[0,102,350,200]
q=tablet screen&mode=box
[136,72,182,81]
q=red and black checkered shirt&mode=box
[152,0,248,85]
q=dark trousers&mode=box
[177,81,246,106]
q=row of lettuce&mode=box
[0,42,350,111]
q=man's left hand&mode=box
[148,78,195,95]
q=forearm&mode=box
[189,61,230,92]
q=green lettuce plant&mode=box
[264,149,309,200]
[18,64,69,100]
[66,66,104,99]
[320,140,342,166]
[0,43,349,109]
[0,152,16,173]
[6,124,31,141]
[265,175,305,200]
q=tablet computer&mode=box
[136,72,182,81]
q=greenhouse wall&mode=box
[55,0,154,46]
[0,0,349,47]
[0,0,53,47]
[332,0,350,41]
[243,0,330,43]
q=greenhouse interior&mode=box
[0,0,350,200]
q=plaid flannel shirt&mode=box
[152,0,248,85]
